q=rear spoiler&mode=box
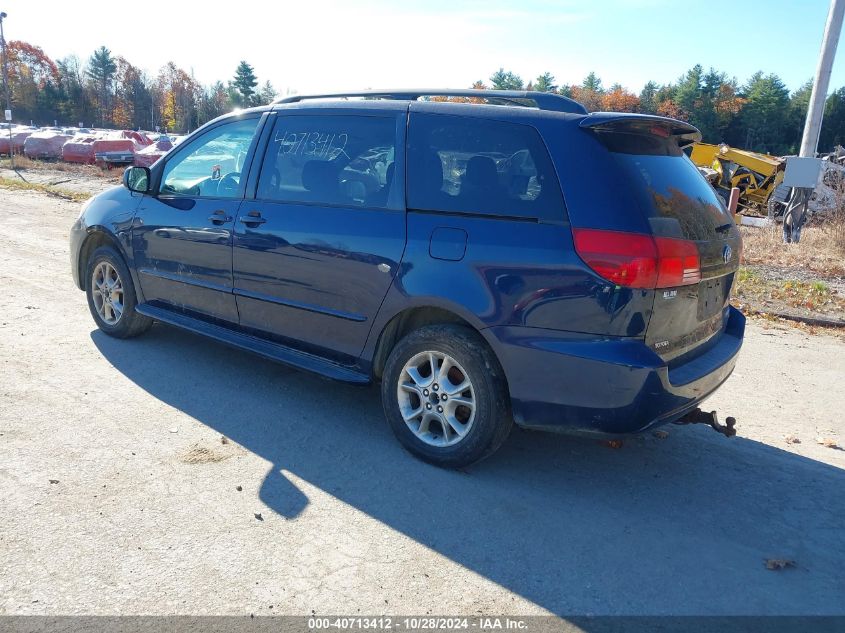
[580,113,702,148]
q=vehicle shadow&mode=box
[92,325,845,616]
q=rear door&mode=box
[231,110,406,364]
[591,122,741,362]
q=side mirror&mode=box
[123,166,151,194]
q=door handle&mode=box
[239,210,267,227]
[208,209,232,225]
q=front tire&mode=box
[85,246,152,338]
[381,324,512,468]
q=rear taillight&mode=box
[573,229,700,289]
[654,236,701,287]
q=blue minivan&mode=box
[70,89,744,467]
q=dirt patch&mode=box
[179,443,235,465]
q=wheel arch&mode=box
[77,228,129,291]
[370,304,494,381]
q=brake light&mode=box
[654,235,701,286]
[573,229,700,289]
[649,125,670,138]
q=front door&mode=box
[132,116,263,323]
[232,111,407,364]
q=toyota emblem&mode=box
[723,244,732,264]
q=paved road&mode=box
[1,188,844,616]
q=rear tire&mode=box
[381,324,512,468]
[85,246,152,339]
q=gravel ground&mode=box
[1,188,844,617]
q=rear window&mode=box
[408,113,566,221]
[600,132,733,241]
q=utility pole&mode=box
[800,0,845,157]
[783,0,845,243]
[0,11,13,170]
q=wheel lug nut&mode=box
[433,384,439,391]
[441,394,447,401]
[426,403,432,410]
[423,389,429,396]
[437,406,443,413]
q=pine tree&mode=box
[86,46,116,125]
[534,72,557,93]
[258,80,277,105]
[787,80,813,152]
[639,81,658,114]
[581,72,603,93]
[819,87,845,151]
[489,68,524,90]
[739,72,791,153]
[231,61,258,107]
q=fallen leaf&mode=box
[254,512,264,521]
[600,439,624,449]
[652,430,669,439]
[48,479,59,484]
[765,559,796,570]
[236,485,243,492]
[816,437,840,449]
[784,435,801,444]
[220,436,230,444]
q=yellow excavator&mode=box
[689,143,785,215]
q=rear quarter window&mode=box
[408,114,566,221]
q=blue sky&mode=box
[6,0,842,95]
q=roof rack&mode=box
[274,89,587,114]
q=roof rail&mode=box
[274,89,587,114]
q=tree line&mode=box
[3,38,844,155]
[481,67,843,155]
[3,41,274,133]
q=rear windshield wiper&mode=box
[714,222,734,233]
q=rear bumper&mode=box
[485,306,744,435]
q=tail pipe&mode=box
[674,408,737,437]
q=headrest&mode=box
[465,155,498,186]
[301,160,339,192]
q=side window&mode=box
[257,115,398,209]
[408,114,566,220]
[160,117,260,198]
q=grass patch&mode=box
[0,176,91,203]
[736,267,759,284]
[740,212,845,277]
[0,155,112,179]
[734,265,844,316]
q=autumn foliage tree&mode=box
[1,41,60,123]
[155,62,200,132]
[601,86,640,112]
[111,57,149,129]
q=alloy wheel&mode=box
[91,261,124,325]
[396,350,476,447]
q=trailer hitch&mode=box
[674,408,737,437]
